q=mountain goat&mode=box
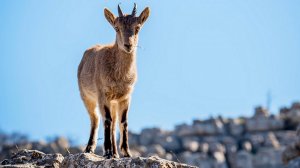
[77,4,150,158]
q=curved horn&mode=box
[132,3,137,16]
[118,4,124,17]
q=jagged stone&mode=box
[62,153,197,168]
[0,149,197,168]
[1,149,63,168]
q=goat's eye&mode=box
[115,27,119,32]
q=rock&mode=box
[264,132,280,148]
[253,148,284,168]
[139,128,164,146]
[182,138,199,152]
[128,131,140,147]
[62,153,196,168]
[193,118,225,136]
[280,102,300,130]
[282,126,300,164]
[1,149,196,168]
[131,146,147,156]
[241,141,252,152]
[175,124,195,136]
[212,151,227,168]
[275,131,297,146]
[254,106,269,118]
[2,102,300,168]
[145,144,166,158]
[1,149,63,168]
[199,142,209,153]
[155,135,181,152]
[176,118,226,137]
[221,136,238,153]
[209,142,226,154]
[232,150,253,168]
[228,118,245,136]
[245,116,284,132]
[285,157,300,168]
[180,151,211,168]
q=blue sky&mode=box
[0,0,300,144]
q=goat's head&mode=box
[104,4,150,53]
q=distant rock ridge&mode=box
[1,101,300,168]
[0,149,196,168]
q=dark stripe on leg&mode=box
[104,105,112,120]
[121,121,131,157]
[104,105,112,157]
[121,122,129,150]
[85,126,96,153]
[121,108,128,123]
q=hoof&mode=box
[84,146,95,153]
[103,150,113,159]
[113,154,120,158]
[103,153,113,159]
[123,152,132,158]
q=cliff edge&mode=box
[0,149,197,168]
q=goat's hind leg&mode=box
[82,96,99,153]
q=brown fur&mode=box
[77,4,150,158]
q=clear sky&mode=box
[0,0,300,144]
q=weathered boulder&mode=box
[193,118,225,136]
[253,148,284,168]
[182,138,199,152]
[1,149,63,168]
[280,102,300,130]
[245,115,284,132]
[275,131,297,146]
[229,150,253,168]
[227,118,245,136]
[62,153,197,168]
[175,124,195,136]
[1,149,197,168]
[175,118,226,137]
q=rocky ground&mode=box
[1,102,300,168]
[0,149,195,168]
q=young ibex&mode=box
[77,4,150,158]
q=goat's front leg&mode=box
[118,98,132,157]
[82,96,98,153]
[99,104,118,159]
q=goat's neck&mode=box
[112,43,136,75]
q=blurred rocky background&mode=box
[1,102,300,168]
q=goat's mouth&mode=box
[123,44,134,53]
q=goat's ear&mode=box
[138,7,150,25]
[104,8,116,26]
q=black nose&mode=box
[124,44,132,50]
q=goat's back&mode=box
[77,45,106,99]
